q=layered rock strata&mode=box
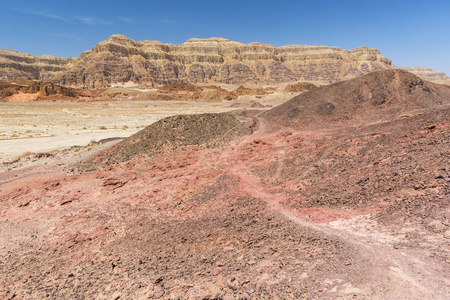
[401,67,449,83]
[0,35,395,88]
[0,49,75,80]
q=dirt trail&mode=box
[220,119,450,299]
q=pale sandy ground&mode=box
[0,94,293,164]
[0,101,234,160]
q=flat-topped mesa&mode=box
[401,67,449,83]
[0,34,396,88]
[0,49,75,81]
[90,34,144,57]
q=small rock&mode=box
[428,220,445,231]
[223,294,234,300]
[443,230,450,239]
[153,287,165,299]
[240,293,250,299]
[153,275,163,284]
[212,267,222,276]
[153,288,164,299]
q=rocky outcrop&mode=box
[0,78,78,101]
[233,86,274,96]
[283,82,317,93]
[0,34,395,88]
[401,67,449,83]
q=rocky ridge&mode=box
[1,34,394,88]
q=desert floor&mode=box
[0,101,237,160]
[0,92,293,162]
[0,75,449,298]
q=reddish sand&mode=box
[1,70,449,299]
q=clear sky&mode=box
[1,0,449,75]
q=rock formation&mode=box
[262,69,450,130]
[401,67,449,83]
[0,49,76,80]
[0,34,394,88]
[0,78,79,101]
[283,82,317,93]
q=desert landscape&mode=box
[0,101,233,163]
[0,33,449,300]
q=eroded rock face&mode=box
[401,67,449,83]
[0,34,395,88]
[0,78,77,101]
[0,49,76,80]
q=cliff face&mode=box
[0,34,395,88]
[400,67,449,83]
[0,49,75,80]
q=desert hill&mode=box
[0,70,449,299]
[262,69,450,130]
[83,113,256,169]
[1,34,394,88]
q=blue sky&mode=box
[1,0,449,75]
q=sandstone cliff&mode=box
[400,67,449,84]
[0,49,75,80]
[0,34,395,88]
